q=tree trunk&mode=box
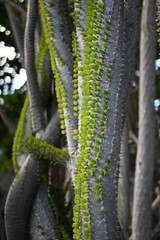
[119,119,130,239]
[132,1,157,239]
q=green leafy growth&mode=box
[12,97,29,175]
[89,90,110,175]
[21,135,69,164]
[36,30,48,92]
[39,0,68,135]
[72,30,79,140]
[70,0,81,28]
[40,0,113,239]
[72,31,79,113]
[78,0,110,166]
[72,0,113,238]
[73,3,101,236]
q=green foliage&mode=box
[1,0,150,239]
[72,31,79,121]
[21,135,69,164]
[12,97,29,175]
[39,0,68,135]
[1,0,160,239]
[1,1,118,239]
[71,0,113,238]
[36,30,48,92]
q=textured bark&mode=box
[42,0,78,159]
[4,1,65,239]
[24,0,45,133]
[5,155,45,240]
[4,1,157,239]
[29,183,63,240]
[132,1,157,239]
[119,120,130,239]
[4,116,61,240]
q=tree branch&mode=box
[132,1,157,239]
[24,0,45,133]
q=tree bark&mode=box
[119,119,130,239]
[132,1,157,239]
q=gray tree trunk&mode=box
[119,119,130,239]
[132,0,157,239]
